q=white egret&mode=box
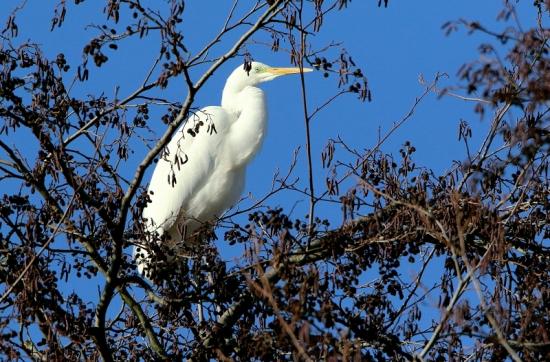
[135,62,312,275]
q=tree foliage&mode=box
[0,0,549,360]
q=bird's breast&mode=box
[185,166,245,221]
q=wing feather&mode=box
[143,106,231,239]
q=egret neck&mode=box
[222,83,267,169]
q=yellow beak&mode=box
[266,67,313,75]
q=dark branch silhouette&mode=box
[1,0,549,360]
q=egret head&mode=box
[226,61,313,89]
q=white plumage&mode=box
[135,62,312,274]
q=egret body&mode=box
[135,62,311,274]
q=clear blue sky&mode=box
[7,0,532,189]
[3,0,534,213]
[1,0,538,350]
[2,0,534,284]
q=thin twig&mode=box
[0,192,77,304]
[296,1,316,240]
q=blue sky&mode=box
[1,0,531,254]
[1,0,539,353]
[2,0,532,289]
[5,1,534,200]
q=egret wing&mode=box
[142,106,231,237]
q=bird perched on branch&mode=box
[135,61,312,275]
